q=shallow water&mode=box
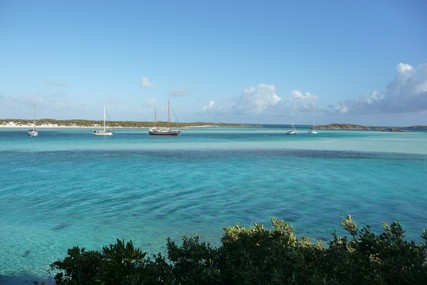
[1,127,426,284]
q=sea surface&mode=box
[1,126,427,284]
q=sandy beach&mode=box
[0,121,217,129]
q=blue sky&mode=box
[1,0,426,126]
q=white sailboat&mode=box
[93,106,113,136]
[149,100,180,136]
[27,104,39,137]
[286,124,297,135]
[308,122,318,134]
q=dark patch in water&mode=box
[10,147,427,162]
[53,222,71,231]
[21,250,30,257]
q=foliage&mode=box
[166,236,220,284]
[0,118,247,128]
[50,217,427,284]
[51,246,103,285]
[326,216,427,285]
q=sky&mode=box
[1,0,427,126]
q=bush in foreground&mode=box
[48,216,427,285]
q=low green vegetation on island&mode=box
[317,123,413,132]
[0,119,247,128]
[39,216,427,285]
[318,123,370,130]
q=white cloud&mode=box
[202,100,216,112]
[203,84,282,115]
[381,63,427,112]
[287,90,318,113]
[202,84,321,119]
[141,77,154,88]
[333,63,427,114]
[236,84,282,113]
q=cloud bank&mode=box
[203,83,282,114]
[235,84,281,113]
[286,90,318,114]
[333,63,427,114]
[202,83,318,117]
[203,63,426,124]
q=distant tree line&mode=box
[37,216,427,285]
[0,119,246,128]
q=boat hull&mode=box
[149,127,180,136]
[93,107,113,136]
[28,130,38,137]
[286,124,297,135]
[93,131,113,136]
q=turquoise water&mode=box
[1,127,427,284]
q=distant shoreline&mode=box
[0,119,238,129]
[0,123,217,129]
[315,123,409,132]
[0,120,425,131]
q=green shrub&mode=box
[49,216,427,285]
[51,246,102,285]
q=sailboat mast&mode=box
[154,107,157,127]
[168,100,171,128]
[103,106,106,132]
[32,104,36,131]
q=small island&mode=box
[317,123,408,132]
[0,119,247,129]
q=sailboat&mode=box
[149,100,180,136]
[27,104,39,137]
[308,122,318,134]
[93,106,113,136]
[286,124,297,135]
